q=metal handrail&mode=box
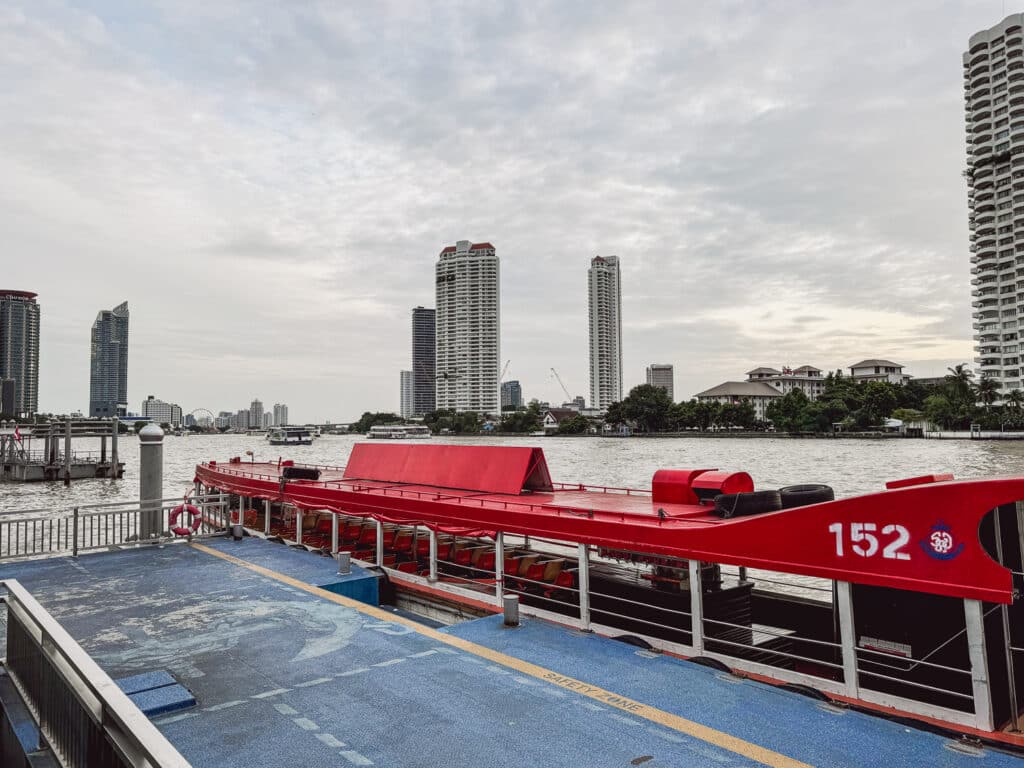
[1,579,191,767]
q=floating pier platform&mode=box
[0,418,124,483]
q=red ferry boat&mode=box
[195,443,1024,747]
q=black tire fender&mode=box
[779,484,835,509]
[712,490,782,518]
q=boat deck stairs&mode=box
[1,535,1021,768]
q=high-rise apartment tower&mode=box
[400,370,413,418]
[588,256,622,410]
[411,307,436,416]
[967,15,1024,394]
[646,363,674,401]
[249,399,264,429]
[0,290,40,416]
[273,403,289,426]
[89,301,129,418]
[435,241,500,414]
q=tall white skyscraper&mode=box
[400,370,413,418]
[249,399,263,429]
[967,15,1024,394]
[435,240,500,414]
[589,255,622,410]
[273,403,289,426]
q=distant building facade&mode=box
[966,14,1024,394]
[411,306,436,416]
[645,364,674,400]
[694,381,783,422]
[588,256,622,410]
[746,365,825,400]
[400,370,414,418]
[141,395,182,427]
[249,399,264,429]
[235,409,249,431]
[500,380,523,410]
[848,359,910,385]
[0,290,40,416]
[0,378,15,417]
[273,403,289,426]
[435,241,500,414]
[89,301,129,418]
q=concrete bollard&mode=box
[503,594,520,627]
[138,424,164,539]
[337,550,351,575]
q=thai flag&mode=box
[13,425,22,442]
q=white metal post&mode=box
[689,560,704,654]
[264,499,271,535]
[429,529,438,582]
[296,508,303,545]
[331,513,339,554]
[836,581,859,698]
[375,519,384,566]
[495,532,505,601]
[577,542,591,631]
[965,598,994,731]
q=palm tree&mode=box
[975,376,1000,409]
[945,364,975,406]
[1007,389,1024,410]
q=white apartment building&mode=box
[400,370,413,418]
[966,15,1024,393]
[746,365,826,400]
[645,363,674,400]
[694,381,782,422]
[435,241,500,414]
[848,359,910,385]
[249,399,264,429]
[141,395,182,427]
[589,255,622,410]
[272,403,289,426]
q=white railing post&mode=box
[689,559,704,654]
[264,499,271,535]
[296,508,303,545]
[577,542,591,631]
[965,598,994,731]
[375,519,384,566]
[331,513,339,555]
[836,581,859,698]
[495,532,505,601]
[429,529,438,582]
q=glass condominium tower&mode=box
[966,14,1024,394]
[0,290,41,416]
[89,301,129,418]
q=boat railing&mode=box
[551,482,651,496]
[0,578,191,767]
[0,494,231,561]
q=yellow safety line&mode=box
[191,542,813,768]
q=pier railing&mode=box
[0,494,230,561]
[1,579,191,767]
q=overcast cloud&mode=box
[0,1,997,421]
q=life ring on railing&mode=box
[169,503,202,536]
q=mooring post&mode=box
[63,420,71,486]
[110,418,119,478]
[138,424,164,539]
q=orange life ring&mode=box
[169,503,202,536]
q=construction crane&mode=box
[500,360,511,381]
[550,367,572,402]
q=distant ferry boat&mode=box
[267,427,313,446]
[367,425,431,439]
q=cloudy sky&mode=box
[0,1,1004,422]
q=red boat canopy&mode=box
[343,443,552,495]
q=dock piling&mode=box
[138,424,164,539]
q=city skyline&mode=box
[1,3,999,420]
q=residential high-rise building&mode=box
[141,395,182,427]
[966,15,1024,394]
[400,370,413,418]
[262,411,273,428]
[435,241,500,414]
[645,363,674,401]
[89,301,129,418]
[588,256,622,410]
[0,290,40,416]
[411,306,436,416]
[249,399,264,429]
[0,378,15,417]
[273,403,289,426]
[500,380,523,410]
[235,409,249,431]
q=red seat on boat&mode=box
[392,532,413,552]
[477,552,496,572]
[416,538,431,557]
[397,561,418,573]
[455,548,474,565]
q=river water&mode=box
[4,433,1024,513]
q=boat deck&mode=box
[2,537,1019,767]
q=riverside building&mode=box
[966,15,1024,394]
[411,306,436,416]
[141,395,182,427]
[589,256,622,411]
[272,403,289,426]
[400,370,413,418]
[501,380,523,410]
[0,290,40,416]
[435,241,500,415]
[645,363,674,400]
[89,301,129,418]
[746,365,826,400]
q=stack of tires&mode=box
[712,484,833,519]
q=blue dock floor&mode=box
[0,537,1020,767]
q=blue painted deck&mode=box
[0,537,1019,767]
